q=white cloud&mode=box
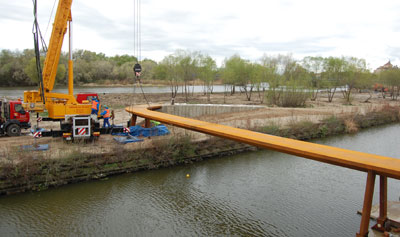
[1,0,400,69]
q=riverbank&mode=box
[0,98,399,195]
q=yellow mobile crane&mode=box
[22,0,122,140]
[23,0,90,119]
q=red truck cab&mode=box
[8,101,30,123]
[0,100,31,136]
[76,93,99,104]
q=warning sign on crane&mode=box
[77,128,86,136]
[33,131,42,138]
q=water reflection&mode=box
[0,124,399,236]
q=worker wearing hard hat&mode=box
[101,106,111,128]
[91,99,99,115]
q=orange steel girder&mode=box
[126,105,398,235]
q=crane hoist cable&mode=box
[32,0,46,104]
[132,0,150,107]
[32,0,48,52]
[44,0,57,40]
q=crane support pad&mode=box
[113,135,143,144]
[21,144,49,151]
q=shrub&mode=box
[266,88,310,107]
[344,118,359,133]
[321,116,345,135]
[259,123,280,135]
[288,120,320,140]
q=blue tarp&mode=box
[112,125,170,137]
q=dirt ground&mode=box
[105,90,398,131]
[1,90,399,161]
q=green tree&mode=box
[340,57,367,104]
[379,68,400,100]
[222,55,254,101]
[356,71,376,103]
[73,58,92,83]
[260,55,280,105]
[0,50,33,86]
[282,63,311,107]
[73,50,107,61]
[140,59,158,82]
[264,54,311,107]
[155,55,181,104]
[114,61,136,82]
[302,56,325,101]
[56,63,66,84]
[198,54,217,102]
[221,57,236,95]
[24,57,66,85]
[322,57,346,102]
[174,50,198,102]
[109,54,137,66]
[252,63,268,103]
[91,60,114,83]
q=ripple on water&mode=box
[0,125,400,236]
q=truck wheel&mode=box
[7,124,21,136]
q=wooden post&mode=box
[379,176,388,221]
[372,175,388,231]
[357,171,376,237]
[145,119,150,128]
[130,115,137,126]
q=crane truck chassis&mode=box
[30,93,125,140]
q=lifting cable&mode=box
[32,0,48,52]
[44,0,57,41]
[32,0,47,104]
[132,0,150,107]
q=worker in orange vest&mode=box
[91,99,99,115]
[101,106,110,128]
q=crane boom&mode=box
[23,0,94,120]
[43,0,72,92]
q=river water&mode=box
[0,124,399,236]
[0,85,226,99]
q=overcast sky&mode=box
[1,0,400,69]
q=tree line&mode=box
[1,48,400,106]
[155,52,400,106]
[0,49,157,87]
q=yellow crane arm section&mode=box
[42,0,72,92]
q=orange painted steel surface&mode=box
[126,105,400,180]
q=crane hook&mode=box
[133,63,142,78]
